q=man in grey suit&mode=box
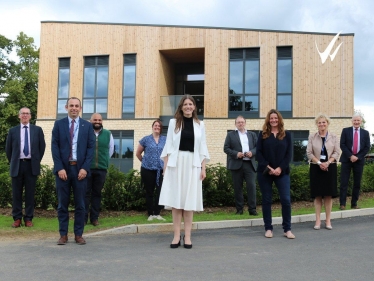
[224,116,258,216]
[5,107,46,227]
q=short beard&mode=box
[93,123,103,130]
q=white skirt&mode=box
[159,151,203,211]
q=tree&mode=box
[0,32,39,148]
[0,34,13,90]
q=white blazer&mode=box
[161,118,210,167]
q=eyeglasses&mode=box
[20,113,31,115]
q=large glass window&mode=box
[277,47,292,117]
[57,58,70,118]
[229,48,259,118]
[123,54,136,118]
[110,130,134,173]
[83,56,109,119]
[226,129,308,163]
[289,130,309,163]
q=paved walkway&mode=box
[0,214,373,281]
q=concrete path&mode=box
[0,211,373,281]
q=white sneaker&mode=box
[154,215,166,221]
[147,215,154,221]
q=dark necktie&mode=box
[23,126,29,157]
[353,128,358,154]
[69,120,75,160]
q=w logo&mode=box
[315,31,343,64]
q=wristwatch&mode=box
[317,161,321,165]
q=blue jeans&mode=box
[257,172,291,232]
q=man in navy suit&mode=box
[339,114,370,210]
[6,107,45,228]
[52,97,95,245]
[224,116,258,216]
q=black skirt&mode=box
[309,163,338,198]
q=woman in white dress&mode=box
[159,95,210,249]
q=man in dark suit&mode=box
[52,97,95,245]
[339,114,370,210]
[6,107,46,228]
[224,116,258,216]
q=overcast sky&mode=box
[1,0,373,134]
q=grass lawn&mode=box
[1,194,373,240]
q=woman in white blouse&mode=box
[159,95,210,249]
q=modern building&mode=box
[37,21,354,172]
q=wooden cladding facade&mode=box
[38,22,354,119]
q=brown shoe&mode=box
[339,205,345,210]
[75,236,86,245]
[91,220,99,226]
[25,221,33,227]
[12,219,22,228]
[351,205,360,209]
[57,235,68,245]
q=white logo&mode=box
[315,31,343,64]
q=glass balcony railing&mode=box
[160,95,204,116]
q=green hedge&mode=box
[0,150,373,211]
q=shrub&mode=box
[35,165,57,209]
[289,164,310,201]
[203,163,234,207]
[0,152,12,207]
[102,165,127,211]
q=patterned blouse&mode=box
[139,134,166,171]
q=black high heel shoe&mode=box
[183,235,192,249]
[170,236,181,248]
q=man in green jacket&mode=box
[85,113,114,226]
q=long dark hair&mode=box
[174,95,199,132]
[262,109,285,140]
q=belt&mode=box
[20,159,31,161]
[69,161,77,166]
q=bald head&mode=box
[90,113,103,131]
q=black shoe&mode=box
[235,210,243,215]
[249,210,258,216]
[183,236,192,249]
[170,236,181,248]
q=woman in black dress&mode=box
[307,114,340,230]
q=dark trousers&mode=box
[56,165,86,236]
[231,161,257,211]
[141,167,163,216]
[340,160,365,207]
[257,172,291,232]
[85,169,107,222]
[11,160,37,222]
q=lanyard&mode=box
[321,132,328,154]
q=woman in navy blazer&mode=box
[256,109,295,239]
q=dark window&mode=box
[289,130,309,163]
[229,48,260,118]
[123,54,136,118]
[226,129,308,163]
[57,58,70,118]
[83,56,109,119]
[277,47,292,118]
[110,130,134,173]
